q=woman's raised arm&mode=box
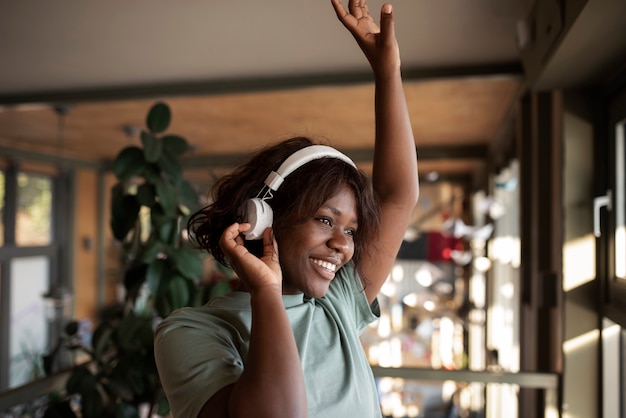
[332,0,419,303]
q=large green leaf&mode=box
[167,276,191,310]
[110,184,141,241]
[92,323,114,361]
[140,131,162,163]
[155,180,177,215]
[146,259,166,295]
[154,294,173,318]
[157,219,179,244]
[168,247,203,280]
[158,151,182,183]
[178,179,200,213]
[146,102,171,134]
[140,240,165,263]
[162,134,189,157]
[143,163,162,184]
[123,263,148,297]
[135,183,156,208]
[113,146,146,181]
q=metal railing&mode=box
[371,366,560,418]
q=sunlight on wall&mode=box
[563,329,599,418]
[602,322,621,418]
[563,234,595,291]
[563,329,599,354]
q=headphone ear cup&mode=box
[241,198,273,240]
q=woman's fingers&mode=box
[220,223,250,257]
[348,0,368,19]
[262,227,279,263]
[331,0,353,27]
[379,3,395,43]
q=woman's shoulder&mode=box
[155,291,253,334]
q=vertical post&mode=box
[0,164,18,391]
[517,90,564,417]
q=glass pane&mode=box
[361,260,463,369]
[486,161,521,373]
[376,377,518,418]
[372,366,560,418]
[16,172,53,246]
[9,256,50,389]
[0,169,4,246]
[378,378,484,418]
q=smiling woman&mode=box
[153,1,419,417]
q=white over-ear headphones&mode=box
[241,145,357,240]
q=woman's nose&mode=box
[328,229,350,253]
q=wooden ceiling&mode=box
[0,0,529,206]
[0,75,522,185]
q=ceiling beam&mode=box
[0,63,522,106]
[177,144,488,170]
[0,145,104,170]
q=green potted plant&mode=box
[43,102,212,418]
[109,101,204,317]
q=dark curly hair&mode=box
[187,137,381,285]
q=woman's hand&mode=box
[331,0,400,78]
[213,224,307,418]
[219,223,282,293]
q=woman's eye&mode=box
[345,228,356,236]
[318,217,332,227]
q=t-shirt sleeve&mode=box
[154,310,244,418]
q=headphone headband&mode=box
[263,145,356,191]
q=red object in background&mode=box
[427,232,461,262]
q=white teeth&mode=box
[312,258,337,272]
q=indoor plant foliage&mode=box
[46,102,207,418]
[110,101,204,318]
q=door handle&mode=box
[594,190,612,237]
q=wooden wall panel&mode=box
[73,169,99,321]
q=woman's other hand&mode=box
[331,0,400,78]
[219,223,282,293]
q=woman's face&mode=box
[278,185,357,297]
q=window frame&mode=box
[0,160,69,391]
[602,78,626,327]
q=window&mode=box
[0,162,65,391]
[605,88,626,317]
[16,172,53,246]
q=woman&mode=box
[154,0,419,416]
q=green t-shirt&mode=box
[154,262,382,418]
